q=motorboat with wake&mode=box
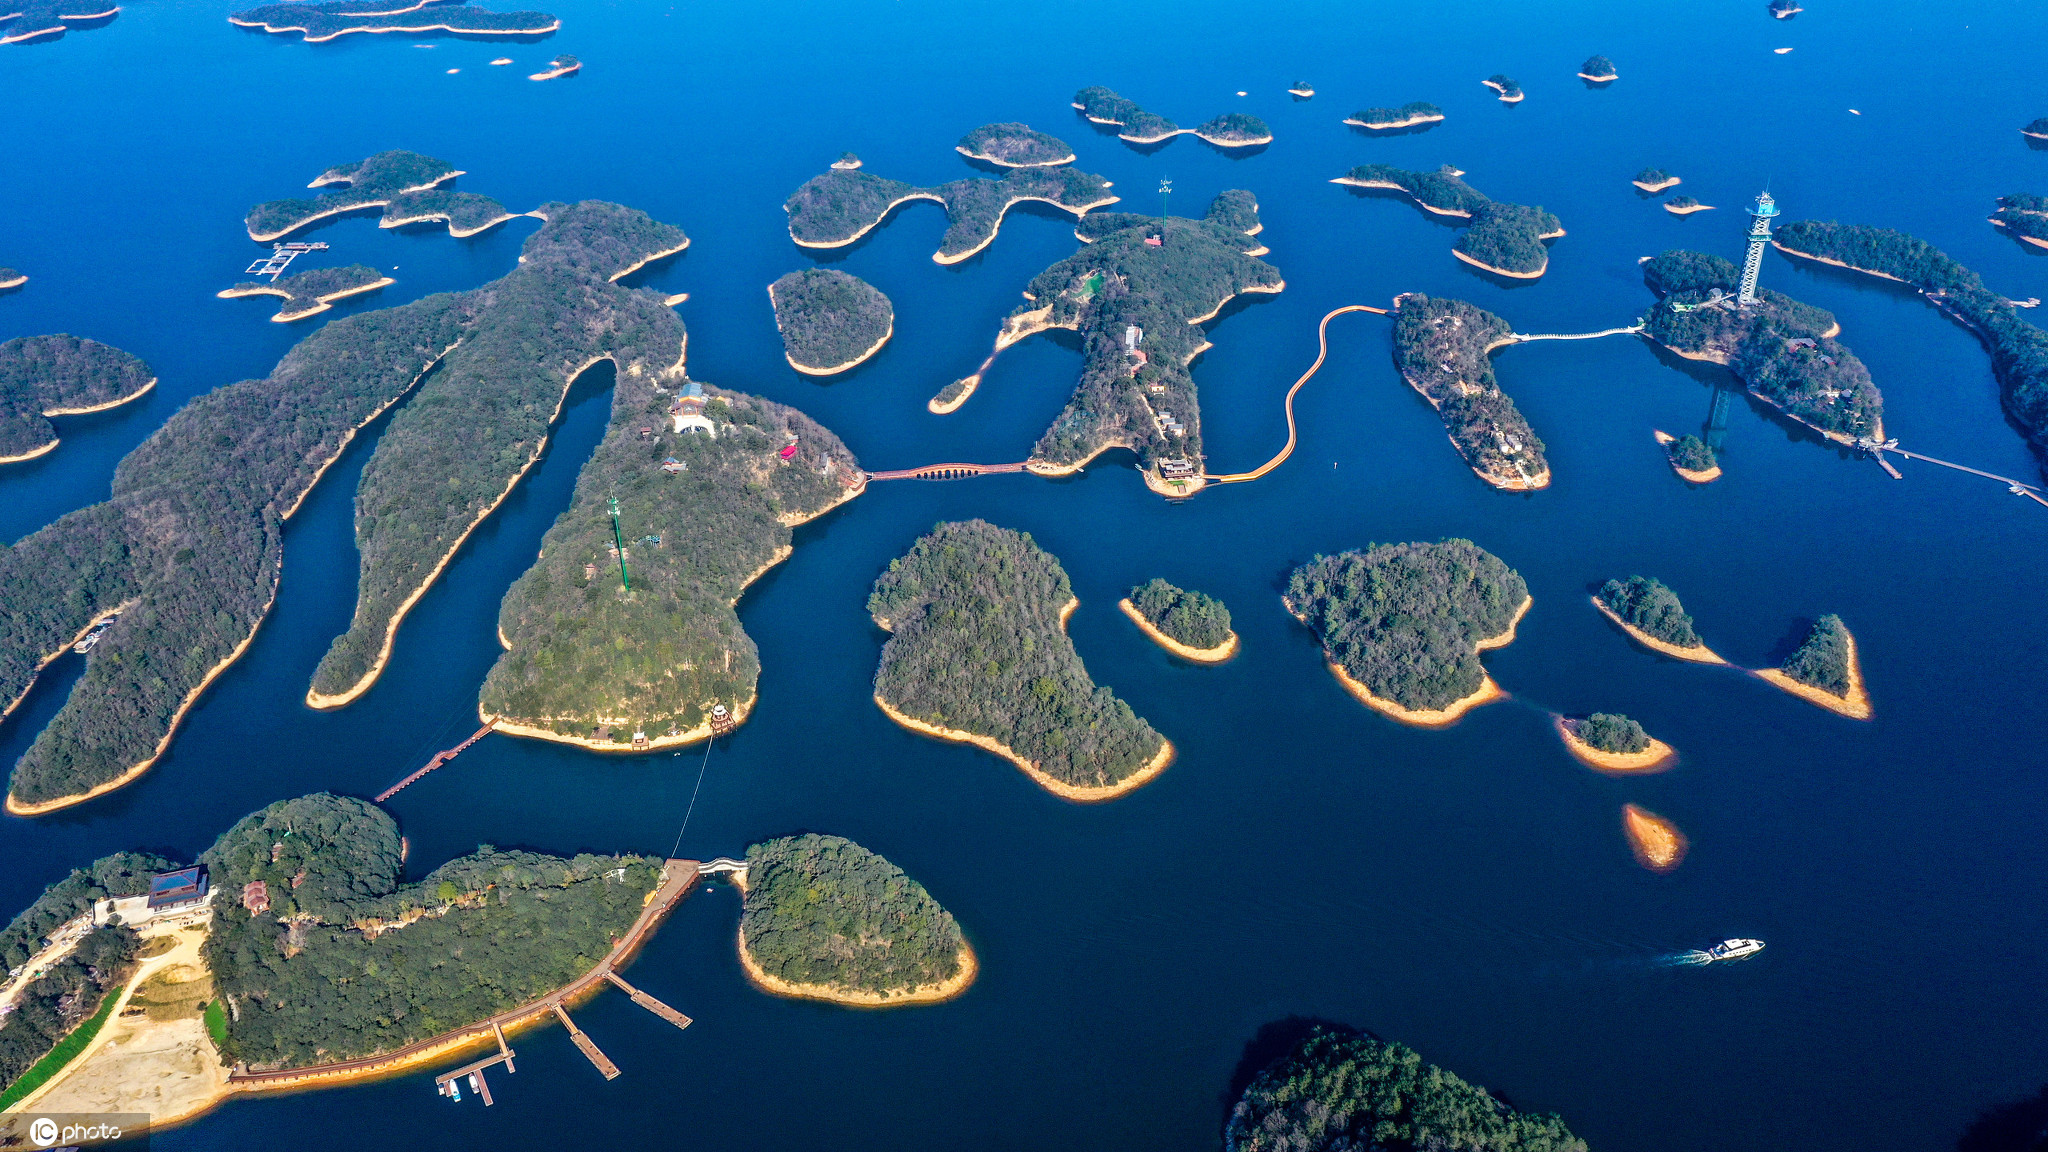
[1688,938,1765,963]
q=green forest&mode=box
[1391,295,1550,486]
[1780,613,1853,695]
[1667,196,1703,210]
[1128,578,1232,650]
[201,794,660,1068]
[1072,85,1178,139]
[1773,220,2048,459]
[1487,74,1524,97]
[482,382,861,745]
[1669,433,1716,472]
[740,834,965,996]
[2025,118,2048,136]
[1195,113,1272,143]
[223,264,390,323]
[1285,540,1528,712]
[0,923,137,1100]
[229,2,558,43]
[1347,101,1443,128]
[0,851,173,971]
[243,149,462,239]
[1636,167,1672,184]
[1341,165,1561,275]
[1597,575,1702,647]
[0,334,154,459]
[956,122,1074,166]
[869,520,1166,789]
[1575,713,1650,754]
[769,268,894,371]
[1581,54,1617,78]
[783,166,1117,261]
[0,268,20,287]
[381,188,515,235]
[1226,1025,1586,1152]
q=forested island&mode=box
[869,521,1171,801]
[1558,712,1674,772]
[482,381,863,750]
[1579,55,1618,82]
[2026,118,2048,141]
[1226,1024,1586,1152]
[244,150,515,241]
[1484,74,1525,102]
[1639,248,1885,442]
[1755,613,1870,718]
[0,2,116,45]
[1770,0,1803,17]
[1594,575,1724,663]
[1285,540,1530,726]
[217,264,394,323]
[783,165,1118,264]
[736,834,973,1006]
[1654,429,1720,481]
[228,0,559,42]
[309,198,692,711]
[529,53,579,80]
[956,123,1075,167]
[1634,168,1681,193]
[1344,102,1444,130]
[1071,86,1272,146]
[768,268,894,374]
[1120,578,1237,662]
[1391,294,1550,488]
[963,189,1282,493]
[1771,220,2048,462]
[0,335,155,464]
[1334,164,1564,277]
[1665,196,1713,215]
[1992,193,2048,250]
[0,268,22,290]
[1287,81,1315,99]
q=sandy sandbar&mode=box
[1556,717,1675,774]
[1623,804,1688,872]
[1633,176,1682,193]
[737,928,977,1007]
[1652,429,1722,482]
[1752,628,1871,719]
[1590,597,1727,665]
[1117,598,1237,663]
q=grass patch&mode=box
[137,936,177,959]
[203,1000,228,1050]
[0,984,121,1110]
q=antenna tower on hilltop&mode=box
[1738,190,1780,306]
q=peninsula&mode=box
[1992,194,2048,251]
[1228,1024,1586,1152]
[736,834,974,1007]
[1594,575,1725,664]
[1285,539,1530,727]
[1557,713,1674,773]
[1633,168,1681,193]
[482,381,863,750]
[1771,220,2048,463]
[528,53,578,81]
[768,268,893,375]
[1120,578,1237,662]
[0,2,115,44]
[1483,74,1525,102]
[1071,86,1272,146]
[244,150,513,242]
[1653,429,1721,481]
[1755,613,1870,719]
[956,122,1075,168]
[1335,163,1564,277]
[869,520,1172,801]
[1578,55,1618,82]
[217,264,394,323]
[783,165,1118,264]
[0,334,155,464]
[1665,195,1714,216]
[957,190,1282,494]
[227,0,559,43]
[1344,102,1444,130]
[1391,294,1551,488]
[1623,804,1688,872]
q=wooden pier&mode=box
[553,1004,619,1080]
[244,242,330,280]
[605,971,692,1030]
[433,1025,515,1106]
[376,722,495,802]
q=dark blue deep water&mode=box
[4,1,2046,1149]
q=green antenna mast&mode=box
[607,496,631,591]
[1158,176,1172,224]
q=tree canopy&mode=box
[1129,578,1232,650]
[1580,55,1617,78]
[1392,295,1548,487]
[769,268,893,372]
[1340,165,1560,275]
[1347,102,1443,128]
[222,264,391,323]
[740,834,965,997]
[228,2,558,43]
[956,122,1074,167]
[244,149,469,239]
[1576,713,1649,754]
[0,334,154,459]
[1597,576,1701,647]
[783,166,1116,261]
[1780,614,1853,695]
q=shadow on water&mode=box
[1221,1016,1359,1121]
[1346,121,1441,139]
[1954,1085,2048,1152]
[1339,185,1469,232]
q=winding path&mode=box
[1205,305,1390,483]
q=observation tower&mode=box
[1737,190,1780,305]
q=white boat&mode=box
[73,616,116,654]
[1692,938,1765,963]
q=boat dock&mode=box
[605,971,692,1030]
[376,722,495,802]
[433,1024,515,1106]
[244,242,330,279]
[552,1004,619,1080]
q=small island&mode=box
[1,2,119,45]
[1557,713,1675,773]
[1483,74,1525,102]
[830,152,861,170]
[955,122,1075,168]
[1228,1024,1587,1152]
[1653,429,1721,481]
[1665,195,1715,215]
[1991,194,2048,251]
[1623,804,1688,872]
[1287,81,1315,99]
[1754,613,1871,719]
[0,334,156,465]
[1579,55,1619,82]
[783,165,1118,264]
[1633,168,1681,193]
[1335,164,1564,277]
[228,0,559,43]
[2025,118,2048,142]
[1593,575,1725,664]
[1119,578,1237,663]
[736,834,974,1007]
[1071,86,1272,146]
[768,268,894,374]
[1285,539,1530,727]
[244,149,516,242]
[869,520,1172,801]
[217,264,394,323]
[528,53,578,81]
[1192,112,1274,146]
[0,268,23,290]
[1344,101,1444,131]
[1392,294,1550,488]
[1771,0,1803,17]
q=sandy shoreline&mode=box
[769,282,893,375]
[1590,597,1727,664]
[529,61,581,82]
[1482,80,1525,103]
[1117,599,1237,663]
[0,439,61,465]
[933,192,1120,265]
[873,695,1173,803]
[1556,717,1675,773]
[246,174,458,242]
[1313,595,1527,727]
[1578,71,1619,82]
[1664,202,1716,216]
[1330,177,1474,218]
[790,192,945,251]
[226,14,561,43]
[44,375,156,416]
[927,377,978,414]
[1344,113,1445,130]
[1451,247,1546,279]
[1633,176,1681,193]
[737,929,978,1007]
[220,277,395,322]
[0,273,26,289]
[954,144,1076,169]
[1752,628,1871,719]
[1652,429,1722,482]
[1623,804,1687,872]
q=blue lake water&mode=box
[3,1,2046,1148]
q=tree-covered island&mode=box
[1071,86,1272,146]
[0,335,155,464]
[767,268,894,374]
[482,381,863,750]
[217,264,394,323]
[1666,195,1714,215]
[2026,118,2048,141]
[1639,247,1885,444]
[1285,539,1530,726]
[244,150,517,242]
[737,834,973,1006]
[0,1,117,45]
[1558,712,1675,772]
[0,268,23,290]
[869,521,1172,801]
[1755,613,1870,719]
[1771,220,2048,464]
[1484,74,1525,102]
[958,190,1282,494]
[1120,578,1237,662]
[1634,168,1681,193]
[1579,55,1618,82]
[1771,0,1803,17]
[1593,575,1724,663]
[1992,194,2048,250]
[783,165,1118,264]
[1287,81,1315,98]
[1654,429,1720,481]
[228,0,559,43]
[955,122,1076,167]
[1391,294,1550,488]
[529,53,579,81]
[1344,102,1444,130]
[1334,164,1564,277]
[1226,1024,1587,1152]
